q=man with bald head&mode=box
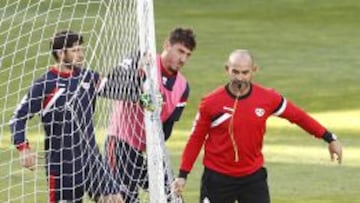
[172,49,343,203]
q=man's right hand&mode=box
[19,148,36,171]
[172,177,186,196]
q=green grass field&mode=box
[1,0,360,202]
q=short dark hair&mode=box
[168,27,196,51]
[50,30,83,60]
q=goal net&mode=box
[0,0,179,202]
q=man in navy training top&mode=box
[9,30,135,203]
[172,49,343,203]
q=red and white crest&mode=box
[255,108,265,117]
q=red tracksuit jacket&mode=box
[180,83,327,177]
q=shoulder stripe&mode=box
[211,113,231,128]
[42,88,65,116]
[273,98,287,116]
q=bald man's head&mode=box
[224,49,258,92]
[226,49,254,69]
[225,49,258,74]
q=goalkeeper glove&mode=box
[140,93,164,111]
[140,93,155,111]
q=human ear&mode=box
[163,40,170,50]
[56,50,66,62]
[252,64,259,72]
[224,63,229,71]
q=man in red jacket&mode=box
[172,49,343,203]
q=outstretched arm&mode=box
[97,54,144,101]
[275,97,343,164]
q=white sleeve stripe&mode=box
[42,88,65,116]
[273,98,287,116]
[190,112,200,134]
[97,77,108,92]
[211,113,231,128]
[13,95,28,115]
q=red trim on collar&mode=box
[49,67,76,78]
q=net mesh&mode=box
[0,0,178,202]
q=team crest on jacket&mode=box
[255,108,265,117]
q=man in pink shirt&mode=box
[105,27,196,203]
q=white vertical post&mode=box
[137,0,167,203]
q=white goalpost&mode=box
[0,0,178,202]
[136,0,167,203]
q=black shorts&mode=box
[105,136,149,203]
[200,167,270,203]
[105,136,174,203]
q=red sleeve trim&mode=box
[16,142,29,151]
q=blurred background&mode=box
[154,0,360,202]
[0,0,359,202]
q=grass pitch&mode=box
[1,0,360,202]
